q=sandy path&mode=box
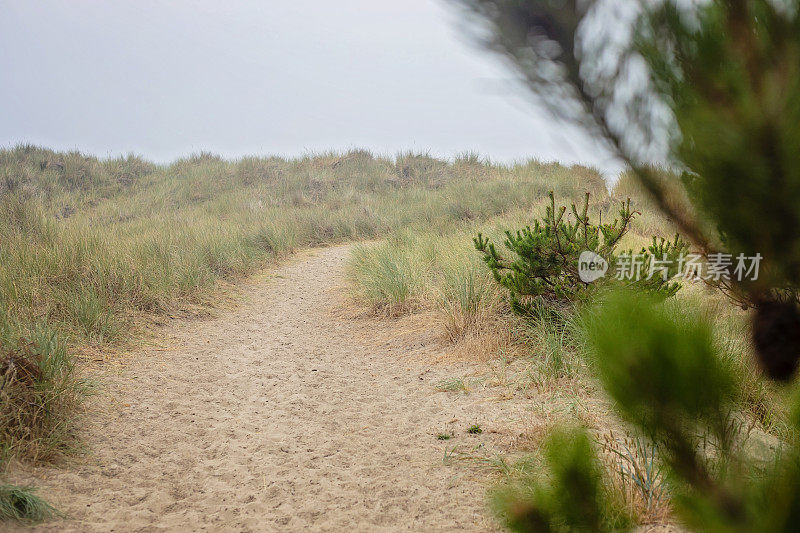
[18,245,528,532]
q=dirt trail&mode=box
[19,245,529,532]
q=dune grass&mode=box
[0,144,609,469]
[1,144,783,527]
[0,322,87,465]
[1,146,605,348]
[0,484,59,523]
[346,177,790,527]
[346,177,783,418]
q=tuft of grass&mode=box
[517,301,585,384]
[599,432,669,522]
[490,429,635,532]
[347,243,418,315]
[434,378,467,393]
[435,259,502,343]
[436,433,453,441]
[0,322,87,464]
[0,484,59,523]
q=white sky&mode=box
[0,0,621,175]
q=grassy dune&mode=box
[346,181,669,346]
[346,175,788,525]
[0,144,606,465]
[1,146,605,346]
[1,145,783,527]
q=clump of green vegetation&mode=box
[599,432,669,521]
[475,192,687,314]
[467,424,483,435]
[434,378,467,393]
[347,242,419,316]
[436,433,453,441]
[0,484,59,523]
[521,302,582,381]
[0,322,85,464]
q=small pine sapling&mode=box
[475,191,687,314]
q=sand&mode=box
[15,245,532,532]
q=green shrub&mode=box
[475,192,687,313]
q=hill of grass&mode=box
[0,144,606,465]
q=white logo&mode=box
[578,251,608,283]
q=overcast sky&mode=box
[0,0,621,175]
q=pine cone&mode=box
[753,299,800,381]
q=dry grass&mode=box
[597,431,672,525]
[0,145,610,466]
[0,325,85,467]
[345,178,790,530]
[2,146,604,348]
